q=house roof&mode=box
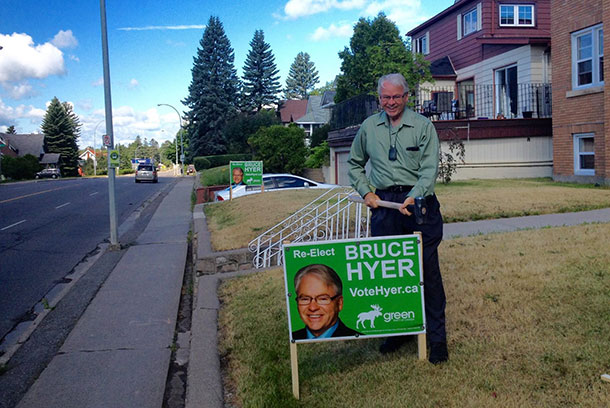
[295,95,331,125]
[407,0,472,36]
[279,99,308,123]
[320,91,336,108]
[40,153,60,164]
[429,56,457,78]
[1,133,44,158]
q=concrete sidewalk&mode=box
[16,178,194,408]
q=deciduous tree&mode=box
[248,125,307,174]
[335,13,432,103]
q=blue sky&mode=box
[0,0,454,149]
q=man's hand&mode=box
[363,192,380,209]
[399,196,415,216]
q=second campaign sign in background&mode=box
[283,235,426,343]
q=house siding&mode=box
[414,0,551,72]
[551,0,609,184]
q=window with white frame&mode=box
[572,24,604,89]
[463,7,478,36]
[573,133,595,175]
[458,3,482,40]
[499,4,534,26]
[415,32,429,55]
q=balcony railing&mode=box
[329,83,552,130]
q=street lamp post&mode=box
[157,103,183,175]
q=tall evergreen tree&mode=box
[183,16,240,158]
[242,30,281,111]
[284,52,319,99]
[41,97,80,176]
[335,13,432,103]
[6,125,17,134]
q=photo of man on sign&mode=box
[292,264,361,340]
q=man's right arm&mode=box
[348,127,373,198]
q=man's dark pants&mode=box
[371,189,447,344]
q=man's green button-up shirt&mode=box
[347,108,440,199]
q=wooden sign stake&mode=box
[290,342,300,399]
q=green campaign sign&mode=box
[108,149,120,168]
[283,234,425,343]
[230,161,263,186]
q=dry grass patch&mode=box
[204,189,336,251]
[436,178,610,222]
[218,223,610,407]
[205,179,610,251]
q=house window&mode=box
[499,5,535,27]
[573,133,595,175]
[463,7,478,36]
[415,32,429,55]
[572,24,604,89]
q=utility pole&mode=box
[100,0,119,247]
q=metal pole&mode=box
[157,103,183,174]
[100,0,118,247]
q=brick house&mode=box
[551,0,608,185]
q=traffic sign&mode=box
[103,134,111,147]
[108,149,120,168]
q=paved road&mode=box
[0,174,172,341]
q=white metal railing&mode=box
[248,188,370,268]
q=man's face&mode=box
[232,168,243,184]
[296,274,343,337]
[379,81,407,123]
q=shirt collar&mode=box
[306,321,339,339]
[375,108,414,129]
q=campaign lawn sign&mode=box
[283,234,426,342]
[230,160,263,185]
[283,234,427,398]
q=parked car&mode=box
[135,163,158,183]
[35,168,61,179]
[214,173,337,201]
[187,164,196,175]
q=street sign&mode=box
[103,134,111,147]
[108,149,120,168]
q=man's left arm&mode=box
[400,121,439,215]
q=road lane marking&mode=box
[89,191,99,196]
[1,219,27,231]
[55,202,71,209]
[0,185,72,204]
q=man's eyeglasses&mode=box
[296,294,340,305]
[380,94,406,102]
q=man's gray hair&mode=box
[294,264,343,296]
[378,73,409,95]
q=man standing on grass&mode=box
[347,73,448,364]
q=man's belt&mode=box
[382,185,413,193]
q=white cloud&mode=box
[0,98,45,129]
[92,77,104,87]
[311,23,353,41]
[0,33,65,83]
[51,30,78,49]
[284,0,366,19]
[129,79,139,89]
[5,82,36,99]
[363,0,427,32]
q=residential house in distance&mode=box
[278,99,308,126]
[295,91,335,144]
[551,0,608,185]
[408,0,552,120]
[326,0,554,185]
